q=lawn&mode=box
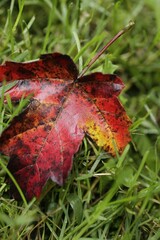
[0,0,160,239]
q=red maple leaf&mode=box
[0,24,133,200]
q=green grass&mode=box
[0,0,160,239]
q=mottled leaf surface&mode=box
[0,53,131,200]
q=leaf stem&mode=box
[78,21,135,79]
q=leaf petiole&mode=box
[78,21,135,78]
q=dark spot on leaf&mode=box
[44,124,52,132]
[18,67,35,77]
[109,75,116,81]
